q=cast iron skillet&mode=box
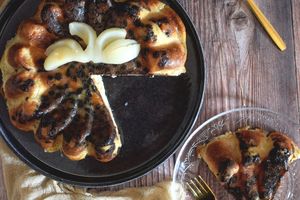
[0,0,206,187]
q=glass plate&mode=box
[173,107,300,199]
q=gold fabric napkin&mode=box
[0,139,184,200]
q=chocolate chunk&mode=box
[19,79,34,92]
[54,73,62,80]
[41,4,66,36]
[153,51,160,58]
[158,55,169,68]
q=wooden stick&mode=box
[247,0,286,51]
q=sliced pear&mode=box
[45,46,82,71]
[46,39,84,55]
[69,22,97,55]
[44,23,141,71]
[94,28,127,63]
[96,28,127,49]
[102,39,140,64]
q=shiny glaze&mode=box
[227,129,293,200]
[2,0,186,162]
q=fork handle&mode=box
[247,0,286,51]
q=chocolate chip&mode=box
[48,75,54,80]
[143,67,149,73]
[127,29,135,39]
[153,17,169,27]
[78,100,84,108]
[54,73,62,80]
[136,61,142,68]
[41,95,49,102]
[141,48,150,57]
[66,68,71,77]
[152,51,160,58]
[74,115,80,122]
[158,56,169,68]
[133,19,143,27]
[72,76,77,82]
[55,92,62,98]
[76,88,83,94]
[76,68,86,78]
[19,79,34,92]
[121,4,139,18]
[49,90,55,96]
[144,25,156,42]
[95,105,101,110]
[165,30,171,37]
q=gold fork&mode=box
[186,175,216,200]
[247,0,286,51]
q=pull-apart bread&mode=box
[197,127,300,200]
[0,0,187,162]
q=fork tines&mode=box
[186,175,215,200]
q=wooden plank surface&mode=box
[0,0,299,198]
[293,0,300,124]
[0,160,7,200]
[177,0,299,198]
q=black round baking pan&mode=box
[0,0,206,187]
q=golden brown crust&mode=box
[10,101,39,132]
[5,71,36,99]
[197,132,242,182]
[104,0,186,75]
[236,128,266,147]
[0,0,186,163]
[8,43,46,71]
[197,127,300,200]
[140,43,186,74]
[18,19,56,48]
[269,131,294,151]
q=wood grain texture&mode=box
[292,0,300,124]
[0,159,7,200]
[180,0,297,118]
[176,0,299,199]
[0,0,300,199]
[291,0,300,197]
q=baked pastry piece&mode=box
[0,0,187,162]
[197,127,300,200]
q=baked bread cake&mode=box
[197,127,300,200]
[0,0,187,162]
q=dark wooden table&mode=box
[0,0,299,199]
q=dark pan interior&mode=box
[0,0,205,186]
